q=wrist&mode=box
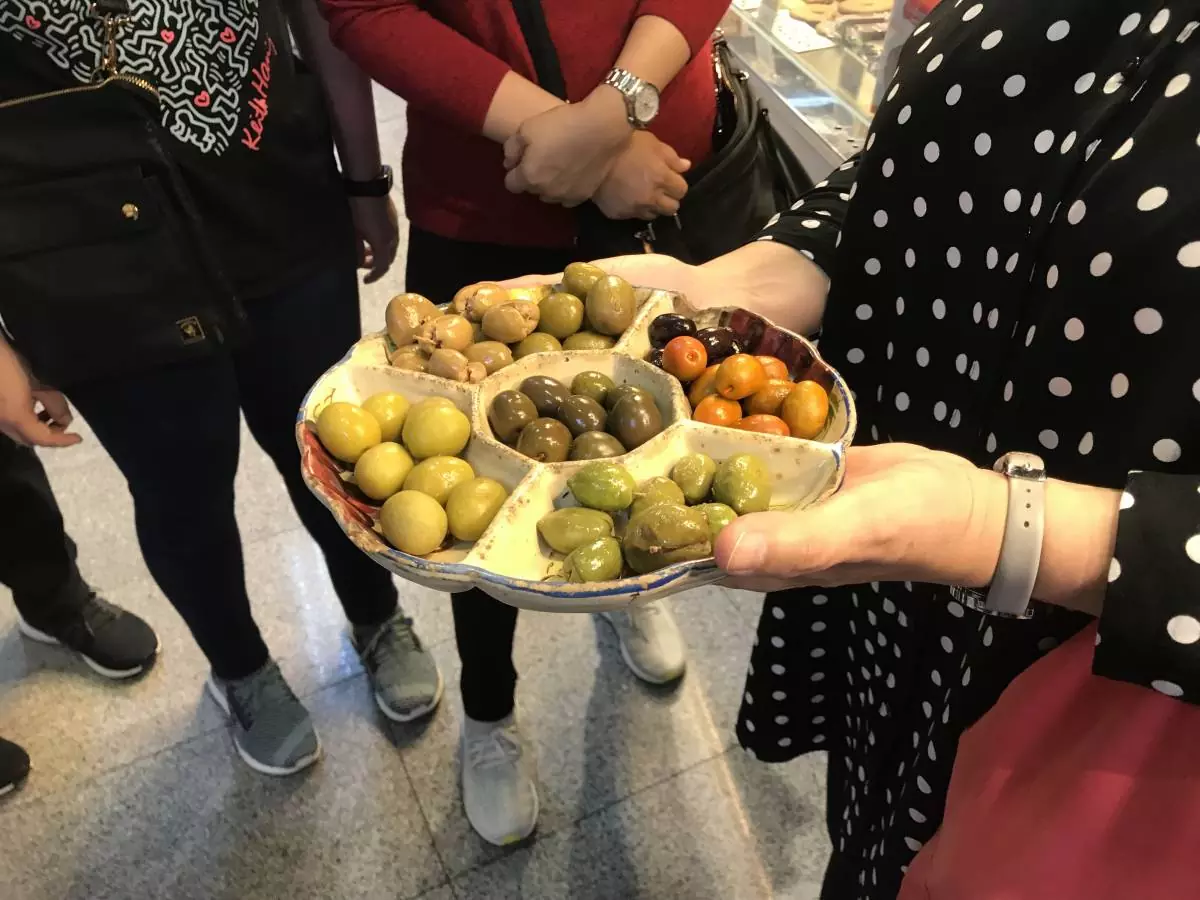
[1033,480,1120,614]
[583,85,635,138]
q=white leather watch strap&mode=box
[952,452,1045,619]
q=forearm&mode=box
[612,15,692,90]
[289,0,380,179]
[698,241,829,337]
[482,72,566,144]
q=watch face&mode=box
[634,85,660,124]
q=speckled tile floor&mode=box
[0,86,829,900]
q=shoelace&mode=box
[79,594,120,636]
[229,664,296,731]
[363,615,422,674]
[465,728,522,771]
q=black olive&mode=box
[646,347,665,368]
[695,327,743,363]
[648,313,697,348]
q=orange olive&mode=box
[687,364,720,407]
[715,354,767,401]
[692,395,744,428]
[662,335,708,382]
[780,380,830,439]
[743,379,795,417]
[737,414,791,437]
[756,355,789,381]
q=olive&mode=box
[316,402,381,464]
[585,274,636,336]
[513,332,562,359]
[507,284,552,305]
[354,442,414,501]
[446,477,508,542]
[536,507,615,555]
[520,376,571,418]
[452,282,509,322]
[465,341,514,375]
[403,456,475,505]
[712,453,772,515]
[629,475,686,520]
[646,348,665,368]
[515,418,572,463]
[671,453,717,504]
[695,327,744,363]
[603,383,654,412]
[608,393,664,450]
[568,431,626,461]
[482,301,540,343]
[402,398,471,459]
[427,348,471,382]
[562,332,616,351]
[623,504,712,574]
[388,345,429,372]
[538,292,585,339]
[488,390,538,444]
[567,461,636,512]
[361,392,410,443]
[380,490,448,556]
[649,313,698,348]
[696,502,738,539]
[416,314,474,354]
[563,537,624,583]
[571,371,616,406]
[385,293,438,347]
[556,395,607,437]
[562,262,606,299]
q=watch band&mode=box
[603,67,658,128]
[343,164,393,198]
[951,452,1046,619]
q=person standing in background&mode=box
[0,0,439,778]
[321,0,730,846]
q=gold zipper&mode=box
[0,72,157,111]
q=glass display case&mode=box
[719,0,934,177]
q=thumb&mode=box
[34,390,73,428]
[715,500,866,579]
[503,134,527,170]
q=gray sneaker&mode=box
[206,661,321,776]
[353,614,443,722]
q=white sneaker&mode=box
[601,601,687,685]
[460,710,539,846]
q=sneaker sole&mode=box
[205,676,322,777]
[599,612,687,686]
[374,669,445,723]
[462,769,540,848]
[18,616,159,680]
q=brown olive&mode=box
[570,371,616,406]
[608,393,664,450]
[568,431,626,460]
[488,390,538,444]
[385,293,438,346]
[482,301,540,343]
[520,376,571,418]
[585,275,636,336]
[388,345,429,372]
[556,395,607,437]
[515,417,572,463]
[603,383,655,412]
[562,332,616,351]
[513,332,562,359]
[452,282,509,322]
[416,314,474,354]
[464,341,514,375]
[427,348,471,382]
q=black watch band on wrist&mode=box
[342,164,393,197]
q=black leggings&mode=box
[0,436,92,625]
[65,260,398,680]
[406,227,580,722]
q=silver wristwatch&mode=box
[950,452,1046,620]
[603,67,660,128]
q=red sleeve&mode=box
[635,0,730,55]
[319,0,511,135]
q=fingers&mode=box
[2,415,82,448]
[33,390,73,429]
[658,168,689,201]
[502,134,526,170]
[656,142,691,174]
[714,499,869,580]
[504,165,530,195]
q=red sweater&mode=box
[322,0,729,249]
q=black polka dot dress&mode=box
[734,2,1200,898]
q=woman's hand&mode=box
[592,131,690,220]
[503,89,632,207]
[0,339,80,448]
[717,444,1007,594]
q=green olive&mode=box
[623,504,712,574]
[537,292,585,339]
[401,398,471,459]
[671,453,717,504]
[584,274,636,336]
[563,537,624,583]
[354,442,414,502]
[570,371,616,406]
[629,476,686,520]
[562,331,616,351]
[445,477,508,542]
[567,461,636,512]
[316,402,381,464]
[696,502,738,538]
[568,432,626,460]
[402,456,475,505]
[712,453,772,515]
[513,332,562,359]
[380,490,448,556]
[536,507,615,554]
[562,262,606,300]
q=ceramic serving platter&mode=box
[298,287,856,613]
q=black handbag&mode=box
[509,0,812,264]
[0,2,243,389]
